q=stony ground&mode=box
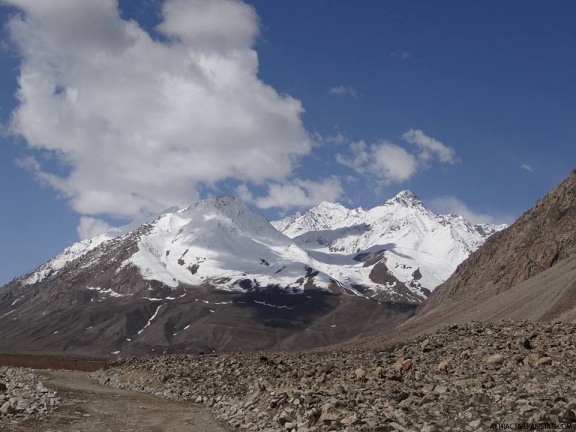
[95,320,576,431]
[0,366,60,428]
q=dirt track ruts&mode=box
[3,370,229,432]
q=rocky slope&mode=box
[95,320,576,431]
[0,366,60,426]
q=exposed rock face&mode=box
[95,321,576,431]
[420,169,576,315]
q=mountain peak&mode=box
[385,190,423,207]
[186,195,249,215]
[314,201,349,211]
[198,195,240,207]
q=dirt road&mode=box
[3,370,229,432]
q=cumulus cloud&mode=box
[328,85,358,97]
[336,141,417,183]
[428,196,514,225]
[5,0,312,220]
[238,177,344,209]
[336,129,455,184]
[77,216,112,240]
[157,0,259,51]
[371,142,418,182]
[402,129,458,165]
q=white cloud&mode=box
[338,140,417,183]
[371,142,418,182]
[428,196,513,225]
[15,155,66,191]
[401,129,458,165]
[238,177,344,209]
[522,164,533,172]
[77,216,112,240]
[157,0,259,52]
[336,141,371,173]
[5,0,312,220]
[328,85,358,97]
[336,129,455,184]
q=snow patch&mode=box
[138,304,164,335]
[86,287,129,298]
[0,310,16,319]
[11,297,23,306]
[254,300,295,310]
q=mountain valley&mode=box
[2,170,576,432]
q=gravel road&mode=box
[3,370,229,432]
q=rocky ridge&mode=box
[95,320,576,431]
[0,366,61,427]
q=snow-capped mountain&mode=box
[21,191,503,298]
[20,197,350,297]
[273,190,506,292]
[0,191,505,356]
[24,194,465,302]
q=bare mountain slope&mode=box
[420,168,576,315]
[359,169,576,346]
[376,254,576,346]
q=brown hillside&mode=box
[420,168,576,315]
[355,169,576,348]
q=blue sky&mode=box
[1,0,575,285]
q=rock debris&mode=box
[94,320,576,431]
[0,366,60,427]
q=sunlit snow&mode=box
[21,192,505,302]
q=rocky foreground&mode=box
[95,320,576,431]
[0,366,61,427]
